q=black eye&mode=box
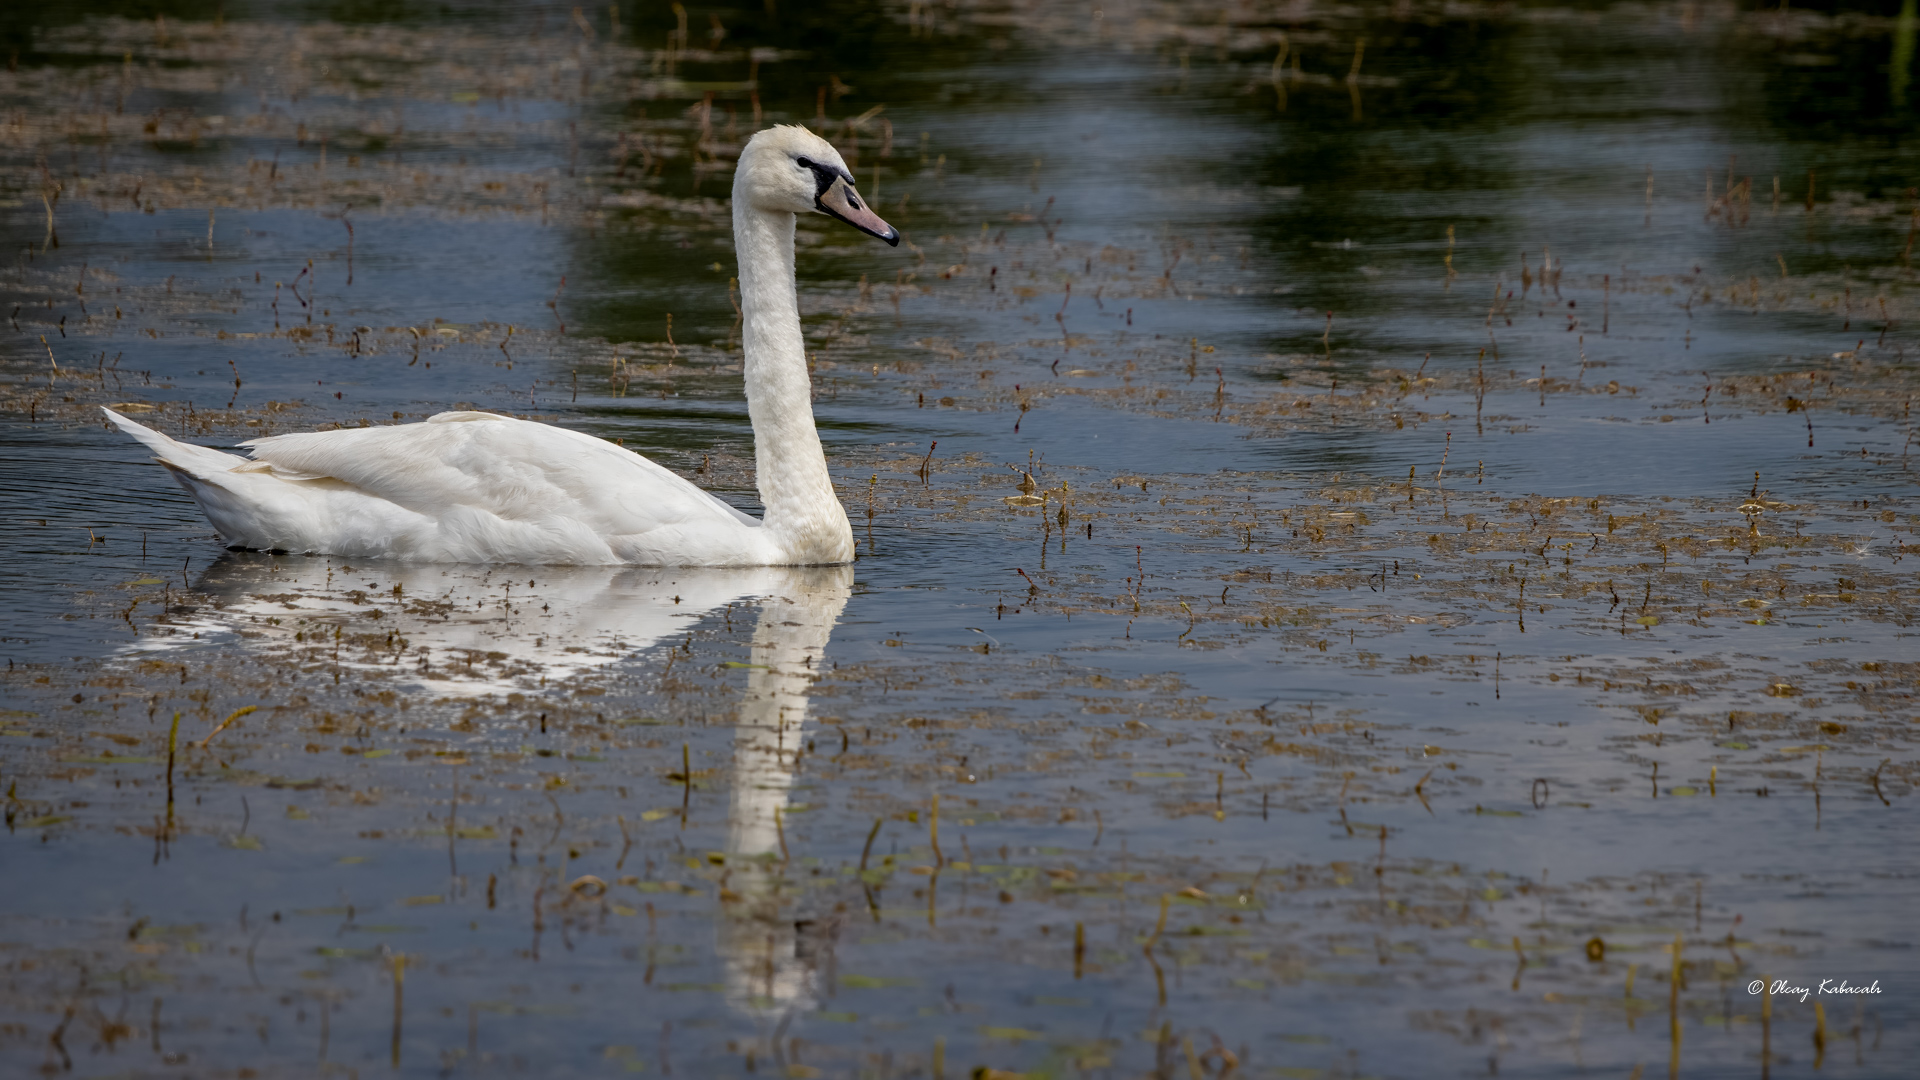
[796,156,815,170]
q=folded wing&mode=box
[108,407,763,564]
[241,412,753,536]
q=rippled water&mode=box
[2,1,1916,1077]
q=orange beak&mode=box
[817,176,899,246]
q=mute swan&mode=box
[104,125,896,566]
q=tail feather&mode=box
[102,407,246,477]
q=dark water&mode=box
[2,2,1917,1077]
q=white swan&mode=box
[103,125,897,566]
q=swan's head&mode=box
[736,125,899,246]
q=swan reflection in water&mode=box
[142,552,851,1016]
[138,552,847,694]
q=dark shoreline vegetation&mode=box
[1,1,1915,1077]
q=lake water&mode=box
[1,1,1915,1077]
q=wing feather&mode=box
[240,413,756,540]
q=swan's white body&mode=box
[104,409,792,564]
[104,125,896,566]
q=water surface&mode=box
[1,1,1916,1077]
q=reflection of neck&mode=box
[725,568,848,858]
[720,566,851,1015]
[733,202,851,563]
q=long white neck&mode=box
[732,200,853,563]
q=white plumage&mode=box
[104,409,776,564]
[104,125,897,566]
